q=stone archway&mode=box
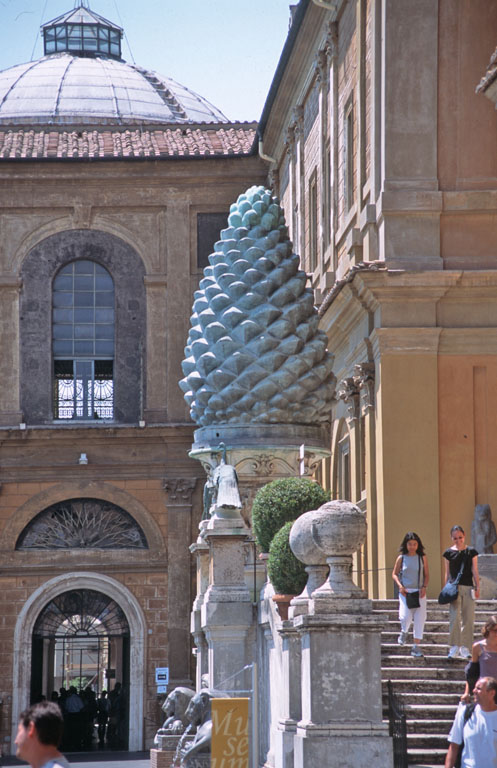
[11,572,146,752]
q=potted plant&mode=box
[252,476,329,553]
[267,521,308,619]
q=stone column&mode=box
[163,477,197,687]
[289,501,393,768]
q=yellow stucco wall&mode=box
[439,356,497,581]
[375,348,441,597]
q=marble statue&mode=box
[179,185,335,427]
[156,686,195,737]
[202,443,241,519]
[180,689,226,766]
[211,443,241,512]
[471,504,497,554]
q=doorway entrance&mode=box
[31,589,130,751]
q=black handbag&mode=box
[403,555,422,609]
[406,591,420,609]
[438,552,467,605]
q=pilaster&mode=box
[0,278,22,425]
[163,477,197,685]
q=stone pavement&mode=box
[1,751,150,768]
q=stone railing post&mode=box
[289,501,393,768]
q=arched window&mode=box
[52,260,114,420]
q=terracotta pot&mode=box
[271,593,295,620]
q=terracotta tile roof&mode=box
[0,124,257,160]
[476,45,497,94]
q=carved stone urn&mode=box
[290,500,371,614]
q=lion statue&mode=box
[181,688,227,765]
[155,686,195,740]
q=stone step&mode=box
[382,644,466,657]
[381,654,467,668]
[382,665,464,680]
[391,692,460,706]
[404,705,458,720]
[374,599,497,611]
[407,733,450,749]
[383,679,462,693]
[407,719,453,734]
[407,747,446,765]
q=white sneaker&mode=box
[448,645,460,659]
[459,646,471,659]
[398,631,407,645]
[411,645,424,658]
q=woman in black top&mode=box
[443,525,480,660]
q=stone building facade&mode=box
[259,0,497,597]
[0,3,265,754]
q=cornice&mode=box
[439,328,497,356]
[370,327,442,358]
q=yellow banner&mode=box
[211,697,249,768]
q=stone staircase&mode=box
[375,598,497,767]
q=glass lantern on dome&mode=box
[42,2,123,60]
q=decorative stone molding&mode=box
[72,202,92,229]
[326,20,338,60]
[292,105,304,140]
[315,49,329,84]
[354,362,375,413]
[17,497,148,550]
[163,478,197,505]
[336,377,360,420]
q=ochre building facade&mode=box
[259,0,497,598]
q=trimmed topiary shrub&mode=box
[252,477,330,553]
[267,521,308,595]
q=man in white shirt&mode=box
[15,701,70,768]
[445,676,497,768]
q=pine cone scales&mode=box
[180,186,335,426]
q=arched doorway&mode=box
[11,573,145,753]
[31,589,130,750]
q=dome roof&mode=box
[0,54,228,126]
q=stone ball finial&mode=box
[289,509,330,566]
[292,500,369,612]
[309,500,366,558]
[179,185,335,427]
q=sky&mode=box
[0,0,293,122]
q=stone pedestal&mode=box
[478,553,497,598]
[289,501,393,768]
[151,734,195,768]
[274,623,301,768]
[201,516,253,693]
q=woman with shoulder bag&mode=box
[443,525,480,660]
[461,615,497,702]
[392,532,429,658]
